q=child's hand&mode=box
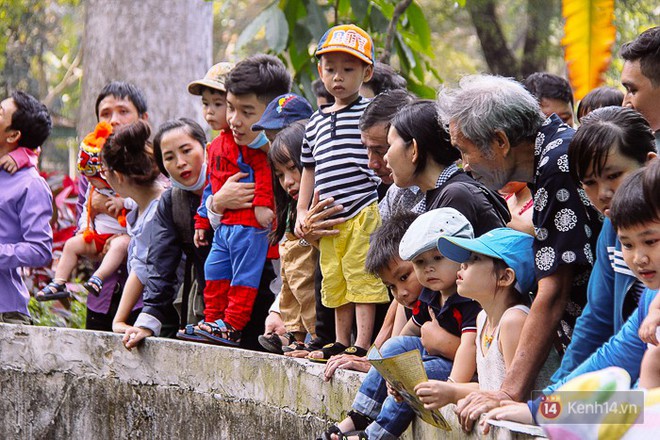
[0,154,18,174]
[255,206,274,228]
[106,196,125,218]
[194,229,209,248]
[386,381,404,403]
[294,211,307,238]
[122,326,154,350]
[639,309,660,345]
[112,320,131,334]
[479,401,533,435]
[415,380,453,410]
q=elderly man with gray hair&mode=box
[437,75,601,431]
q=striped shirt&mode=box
[301,97,379,220]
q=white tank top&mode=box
[476,305,530,391]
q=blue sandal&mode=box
[194,319,241,347]
[36,281,70,301]
[175,324,210,343]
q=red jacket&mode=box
[195,131,278,258]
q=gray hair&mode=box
[437,75,545,154]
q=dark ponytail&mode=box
[101,120,160,185]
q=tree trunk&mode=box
[78,0,213,137]
[520,0,555,77]
[466,0,518,77]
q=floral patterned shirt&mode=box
[531,114,602,351]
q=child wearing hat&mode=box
[251,93,314,143]
[414,228,541,415]
[188,56,289,346]
[37,122,130,301]
[320,208,482,440]
[296,24,388,361]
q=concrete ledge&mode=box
[0,324,542,439]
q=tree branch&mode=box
[43,47,82,109]
[379,0,413,64]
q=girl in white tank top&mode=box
[414,228,537,412]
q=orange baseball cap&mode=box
[315,24,374,65]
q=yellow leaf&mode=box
[561,0,616,101]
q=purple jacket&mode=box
[0,167,53,316]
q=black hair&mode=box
[365,211,419,276]
[267,121,306,244]
[311,79,334,104]
[621,26,660,87]
[643,158,660,216]
[9,91,52,149]
[199,86,226,96]
[362,63,407,96]
[95,81,148,120]
[359,89,416,131]
[101,120,160,186]
[523,72,574,107]
[610,168,660,231]
[225,54,292,105]
[390,100,460,173]
[153,118,207,177]
[576,86,624,122]
[568,106,656,183]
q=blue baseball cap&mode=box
[437,228,536,294]
[251,94,313,131]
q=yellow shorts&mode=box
[319,203,389,308]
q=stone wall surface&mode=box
[0,324,543,439]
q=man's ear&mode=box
[646,151,657,163]
[6,128,21,145]
[317,63,323,77]
[492,130,511,157]
[140,112,149,122]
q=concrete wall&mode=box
[0,324,543,439]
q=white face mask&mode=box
[169,162,207,192]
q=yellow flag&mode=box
[561,0,616,101]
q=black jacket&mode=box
[142,188,209,328]
[425,171,511,236]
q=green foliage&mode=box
[236,0,440,100]
[0,0,82,119]
[28,293,87,329]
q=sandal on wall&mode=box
[306,341,347,363]
[194,319,241,347]
[176,324,210,343]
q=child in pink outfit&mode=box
[0,146,40,173]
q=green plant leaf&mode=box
[350,0,369,22]
[303,0,328,40]
[406,78,436,99]
[396,33,416,70]
[265,6,289,52]
[404,2,431,49]
[338,0,351,17]
[236,8,270,50]
[368,2,391,32]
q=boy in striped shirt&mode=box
[296,24,389,361]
